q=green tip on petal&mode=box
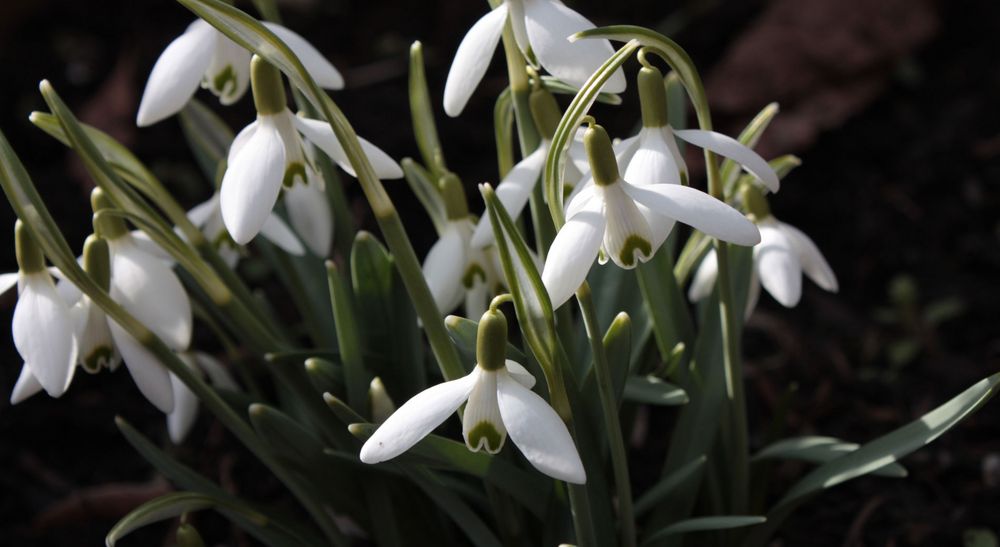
[466,420,505,453]
[618,235,652,268]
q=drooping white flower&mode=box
[360,308,585,484]
[470,87,584,249]
[137,19,344,126]
[104,230,193,414]
[542,123,761,309]
[422,217,504,318]
[688,216,838,316]
[221,56,402,249]
[443,0,626,117]
[187,192,304,266]
[9,221,78,398]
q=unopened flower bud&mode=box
[368,377,396,424]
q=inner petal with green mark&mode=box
[462,262,487,289]
[462,369,508,454]
[283,161,307,188]
[83,346,116,374]
[208,65,238,100]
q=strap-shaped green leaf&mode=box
[179,98,234,183]
[351,231,426,401]
[624,376,688,406]
[634,455,706,516]
[106,492,266,547]
[409,41,447,178]
[753,436,906,478]
[643,516,766,544]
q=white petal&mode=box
[779,221,839,292]
[755,220,802,307]
[11,363,44,404]
[507,0,531,57]
[687,249,718,302]
[600,183,654,269]
[0,272,18,295]
[264,23,345,90]
[13,274,77,397]
[110,238,192,351]
[462,370,507,453]
[359,372,478,464]
[624,127,683,186]
[167,355,201,443]
[137,20,216,126]
[129,230,174,264]
[292,117,402,179]
[187,194,220,228]
[203,33,252,104]
[220,118,286,244]
[674,129,780,193]
[422,225,469,314]
[541,198,606,309]
[258,212,307,256]
[522,0,625,93]
[228,120,260,163]
[504,360,536,389]
[281,182,329,255]
[76,297,120,373]
[443,3,509,117]
[624,183,761,246]
[496,372,585,483]
[107,320,175,413]
[564,183,597,219]
[471,142,547,247]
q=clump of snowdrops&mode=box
[1,0,997,545]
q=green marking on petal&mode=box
[618,235,652,267]
[283,161,307,188]
[462,262,487,289]
[466,421,505,453]
[83,346,115,374]
[210,65,238,100]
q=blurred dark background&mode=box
[0,0,998,545]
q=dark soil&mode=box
[0,0,997,545]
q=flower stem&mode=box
[576,282,636,547]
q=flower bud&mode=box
[90,188,128,240]
[368,377,396,424]
[175,523,205,547]
[250,55,287,116]
[14,220,45,274]
[476,308,507,371]
[584,123,620,187]
[637,65,669,128]
[740,183,771,222]
[439,173,469,220]
[82,234,111,291]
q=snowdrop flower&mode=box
[542,122,761,309]
[9,220,78,398]
[423,174,504,318]
[611,66,780,250]
[92,190,193,413]
[360,307,585,484]
[221,56,402,249]
[187,192,304,266]
[167,352,239,443]
[471,87,582,248]
[443,0,626,117]
[689,186,838,316]
[137,19,343,126]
